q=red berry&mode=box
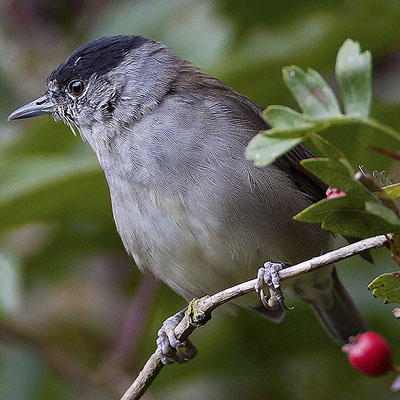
[326,186,345,199]
[343,332,392,376]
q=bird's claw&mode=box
[255,261,293,311]
[156,309,198,365]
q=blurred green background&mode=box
[1,0,400,399]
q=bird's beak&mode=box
[8,95,56,121]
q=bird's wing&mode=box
[174,67,327,210]
[273,144,328,203]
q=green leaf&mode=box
[263,105,313,129]
[366,200,400,226]
[294,196,365,223]
[295,195,400,237]
[300,158,369,197]
[262,106,319,138]
[383,183,400,199]
[261,126,316,139]
[320,210,400,237]
[245,133,301,166]
[282,66,341,120]
[368,272,400,304]
[335,39,372,119]
[308,134,344,161]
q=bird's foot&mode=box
[156,308,198,365]
[255,261,294,311]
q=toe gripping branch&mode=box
[185,298,212,327]
[156,299,212,365]
[157,261,296,366]
[255,261,294,311]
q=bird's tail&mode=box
[310,268,368,343]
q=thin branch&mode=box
[120,234,389,400]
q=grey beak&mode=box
[8,95,56,121]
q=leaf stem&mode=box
[266,115,400,142]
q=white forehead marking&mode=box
[74,56,82,66]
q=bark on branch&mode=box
[120,234,389,400]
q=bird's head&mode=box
[8,35,183,141]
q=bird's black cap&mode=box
[48,35,148,87]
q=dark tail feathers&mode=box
[310,268,368,343]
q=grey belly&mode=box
[108,179,332,304]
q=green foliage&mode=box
[384,184,400,199]
[245,34,400,336]
[296,196,400,237]
[368,272,400,304]
[245,134,302,166]
[300,158,366,196]
[335,39,372,119]
[247,39,400,238]
[283,66,341,119]
[308,134,344,161]
[247,40,400,169]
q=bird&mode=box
[8,35,367,364]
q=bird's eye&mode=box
[68,80,85,96]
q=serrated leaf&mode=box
[383,183,400,199]
[300,158,369,197]
[320,210,400,237]
[335,39,372,118]
[368,272,400,304]
[263,105,314,129]
[308,134,344,160]
[262,106,319,138]
[294,196,365,223]
[366,200,400,226]
[295,195,400,237]
[282,66,342,120]
[245,133,301,166]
